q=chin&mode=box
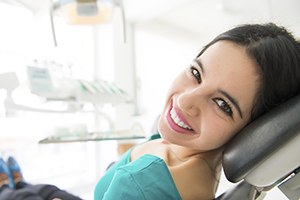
[158,122,181,145]
[157,119,172,141]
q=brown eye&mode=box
[213,98,233,117]
[190,66,202,84]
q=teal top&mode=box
[94,148,182,200]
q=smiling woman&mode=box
[94,23,300,200]
[159,40,259,152]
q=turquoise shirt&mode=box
[94,148,182,200]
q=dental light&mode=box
[50,0,126,46]
[58,0,114,25]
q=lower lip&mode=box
[166,105,194,135]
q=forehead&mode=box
[199,41,260,118]
[200,41,258,77]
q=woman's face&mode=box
[158,41,260,151]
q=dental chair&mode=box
[216,95,300,200]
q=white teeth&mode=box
[170,108,192,130]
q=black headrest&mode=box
[222,95,300,183]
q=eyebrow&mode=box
[193,59,205,74]
[218,89,243,119]
[194,58,243,119]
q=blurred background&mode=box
[0,0,299,199]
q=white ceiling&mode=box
[124,0,300,37]
[2,0,300,37]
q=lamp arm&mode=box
[115,0,126,43]
[49,1,59,47]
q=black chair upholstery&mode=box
[223,95,300,183]
[216,95,300,200]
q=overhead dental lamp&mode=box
[58,0,115,25]
[50,0,126,46]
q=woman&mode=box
[94,23,300,200]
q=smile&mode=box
[170,107,193,131]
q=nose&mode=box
[177,88,202,117]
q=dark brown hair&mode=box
[198,23,300,121]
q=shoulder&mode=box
[104,154,181,200]
[122,153,165,173]
[131,139,164,161]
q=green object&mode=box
[94,148,181,200]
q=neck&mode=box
[164,141,223,170]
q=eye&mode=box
[189,66,202,84]
[213,98,233,117]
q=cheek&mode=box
[163,76,186,107]
[215,125,244,148]
[167,72,189,93]
[200,116,240,149]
